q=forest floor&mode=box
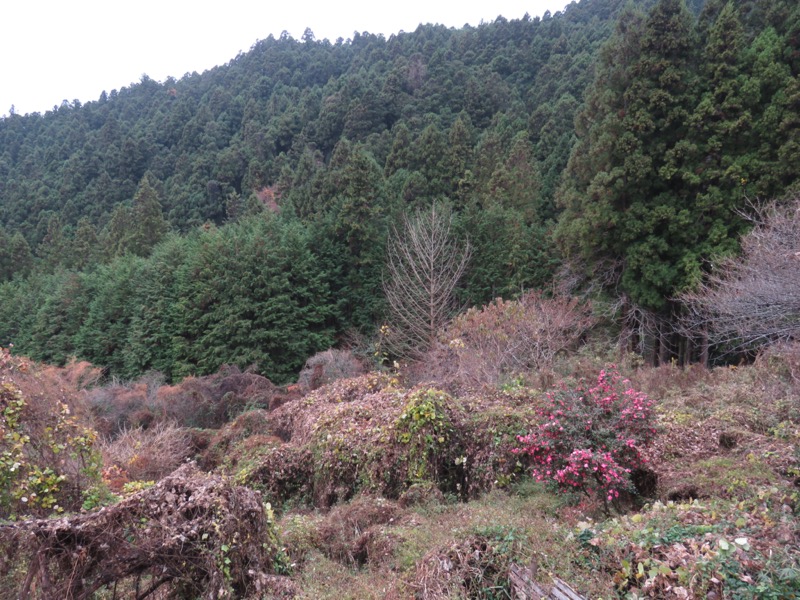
[1,346,798,599]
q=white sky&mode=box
[1,1,573,117]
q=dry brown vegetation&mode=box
[0,351,103,517]
[98,422,193,483]
[0,464,289,599]
[384,205,472,359]
[681,196,800,352]
[1,341,799,598]
[432,291,595,390]
[87,365,279,435]
[235,373,543,508]
[296,348,366,392]
[243,347,798,599]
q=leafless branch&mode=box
[383,204,471,358]
[680,196,800,352]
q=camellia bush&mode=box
[514,367,655,507]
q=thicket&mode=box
[0,348,104,518]
[681,195,800,353]
[0,465,286,599]
[438,291,595,388]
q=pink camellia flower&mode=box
[514,367,655,507]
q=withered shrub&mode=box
[0,464,288,599]
[430,291,594,389]
[317,495,402,566]
[412,528,529,599]
[297,348,366,392]
[98,421,193,483]
[0,348,103,518]
[87,365,278,435]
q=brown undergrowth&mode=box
[0,464,292,599]
[631,353,800,502]
[87,365,281,435]
[254,351,799,599]
[0,349,104,517]
[2,344,799,598]
[234,373,541,509]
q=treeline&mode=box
[1,0,799,379]
[556,0,800,361]
[0,191,559,383]
[0,213,335,383]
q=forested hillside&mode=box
[0,0,798,382]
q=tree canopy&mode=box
[1,0,799,377]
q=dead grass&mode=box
[6,340,800,598]
[626,360,800,503]
[316,495,402,566]
[278,484,612,599]
[98,421,193,482]
[239,444,314,508]
[294,552,406,599]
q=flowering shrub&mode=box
[514,367,655,506]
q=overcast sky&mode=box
[1,1,574,118]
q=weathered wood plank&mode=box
[552,577,586,600]
[509,563,588,600]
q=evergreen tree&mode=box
[75,256,145,374]
[683,2,752,264]
[487,132,542,224]
[172,215,335,382]
[557,1,704,312]
[457,203,557,306]
[68,217,100,270]
[123,234,191,379]
[384,123,413,177]
[101,204,133,259]
[444,115,474,201]
[28,271,89,365]
[37,214,68,272]
[0,229,33,281]
[744,26,795,198]
[125,174,170,257]
[415,124,449,200]
[327,145,387,329]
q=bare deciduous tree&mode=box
[384,205,471,358]
[680,196,800,352]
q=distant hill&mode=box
[0,0,632,249]
[1,0,799,383]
